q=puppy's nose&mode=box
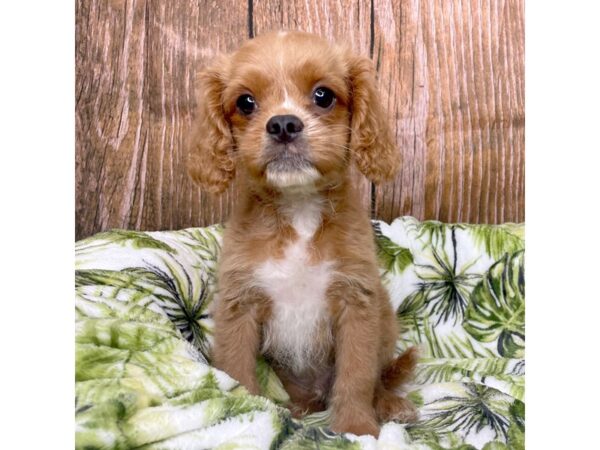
[266,115,304,143]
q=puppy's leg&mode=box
[328,285,380,437]
[212,295,263,395]
[375,295,419,423]
[375,346,420,424]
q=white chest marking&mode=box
[254,195,334,373]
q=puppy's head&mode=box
[188,31,399,194]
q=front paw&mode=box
[241,377,260,396]
[331,408,380,438]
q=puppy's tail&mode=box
[381,346,419,391]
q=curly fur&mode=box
[347,55,400,182]
[187,57,236,193]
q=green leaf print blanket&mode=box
[75,216,524,449]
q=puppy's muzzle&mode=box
[266,115,304,143]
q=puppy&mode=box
[187,31,417,437]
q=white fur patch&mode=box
[254,196,334,374]
[265,164,320,189]
[280,94,306,117]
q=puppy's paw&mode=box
[331,408,380,438]
[245,381,261,396]
[375,389,419,423]
[288,404,308,419]
[237,376,260,396]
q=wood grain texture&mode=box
[373,0,524,224]
[76,0,524,239]
[75,0,248,239]
[76,0,148,239]
[253,0,373,212]
[143,0,247,232]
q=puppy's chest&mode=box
[253,201,335,373]
[255,242,333,307]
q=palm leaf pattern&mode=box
[468,225,524,261]
[76,229,177,253]
[373,222,414,274]
[76,259,213,359]
[464,251,525,358]
[134,261,212,357]
[75,218,524,449]
[409,384,512,443]
[280,427,360,450]
[401,227,481,327]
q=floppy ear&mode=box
[187,56,236,194]
[347,55,400,183]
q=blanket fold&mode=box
[75,217,524,449]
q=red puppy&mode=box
[188,31,418,437]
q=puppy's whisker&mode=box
[309,137,351,149]
[310,139,351,150]
[308,133,351,141]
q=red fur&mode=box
[187,31,418,437]
[382,347,420,391]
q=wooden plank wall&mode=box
[76,0,524,240]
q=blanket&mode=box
[75,216,525,449]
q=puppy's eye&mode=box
[313,87,335,109]
[236,94,256,115]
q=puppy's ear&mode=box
[347,55,400,183]
[187,56,235,194]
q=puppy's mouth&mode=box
[264,145,320,189]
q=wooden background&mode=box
[76,0,524,240]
